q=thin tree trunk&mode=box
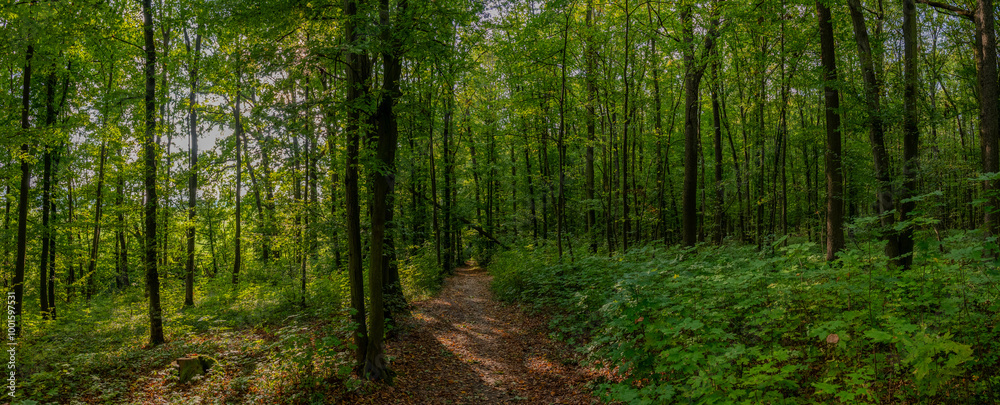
[40,71,57,318]
[847,0,900,262]
[85,141,107,301]
[184,30,200,306]
[232,64,243,286]
[711,54,724,245]
[585,0,597,252]
[13,43,33,339]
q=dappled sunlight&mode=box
[353,265,602,404]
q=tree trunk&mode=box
[14,43,33,338]
[817,1,844,261]
[621,0,631,251]
[585,0,597,252]
[366,0,407,380]
[143,0,165,346]
[975,0,999,237]
[899,0,920,269]
[343,0,370,368]
[85,141,107,301]
[847,0,899,262]
[232,63,243,286]
[184,30,200,306]
[40,71,56,319]
[681,4,719,247]
[711,54,724,245]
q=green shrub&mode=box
[489,236,1000,404]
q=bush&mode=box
[488,237,1000,404]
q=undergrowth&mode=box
[17,250,442,404]
[490,230,1000,404]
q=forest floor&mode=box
[347,264,609,405]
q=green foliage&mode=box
[398,242,445,301]
[17,262,356,403]
[490,238,1000,404]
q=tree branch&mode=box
[915,0,974,20]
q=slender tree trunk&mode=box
[525,135,538,244]
[115,160,129,290]
[711,54,724,245]
[40,71,56,319]
[85,142,107,301]
[585,0,597,252]
[3,185,10,289]
[621,0,631,252]
[442,96,455,270]
[184,30,200,306]
[817,1,844,261]
[232,63,243,286]
[847,0,900,262]
[557,9,570,259]
[143,0,165,346]
[13,42,34,339]
[428,100,442,269]
[68,178,78,299]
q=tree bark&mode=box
[14,43,33,338]
[85,141,107,301]
[899,0,920,268]
[184,29,201,306]
[143,0,165,346]
[343,0,370,368]
[847,0,900,262]
[232,60,243,286]
[975,0,999,237]
[40,71,56,319]
[681,4,720,247]
[817,1,844,261]
[585,0,597,252]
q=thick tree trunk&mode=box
[975,0,1000,237]
[681,4,719,247]
[143,0,165,346]
[899,0,920,269]
[343,0,370,368]
[365,0,407,380]
[817,1,844,261]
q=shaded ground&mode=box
[350,265,606,404]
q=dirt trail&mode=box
[351,265,603,404]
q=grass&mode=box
[15,250,441,404]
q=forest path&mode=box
[350,264,604,404]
